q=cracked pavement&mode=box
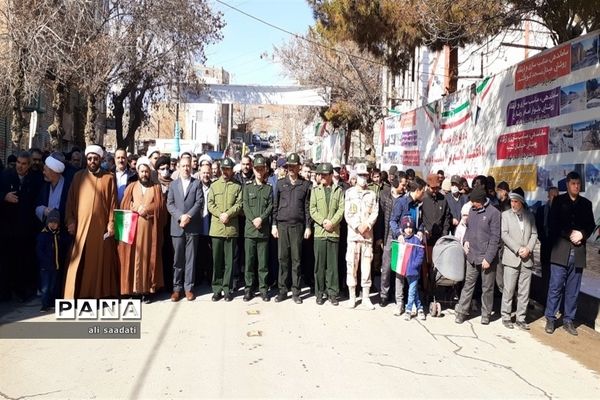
[0,290,599,399]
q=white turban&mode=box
[45,155,65,174]
[85,145,104,158]
[199,154,213,164]
[136,156,151,171]
[147,146,160,157]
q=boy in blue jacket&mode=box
[36,209,68,312]
[400,216,426,321]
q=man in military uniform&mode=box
[242,155,273,302]
[207,157,243,301]
[309,163,345,305]
[344,163,379,310]
[272,153,312,304]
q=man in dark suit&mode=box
[544,171,595,336]
[0,151,43,301]
[166,156,204,302]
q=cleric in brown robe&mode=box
[63,145,119,299]
[117,156,166,303]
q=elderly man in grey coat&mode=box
[500,187,538,330]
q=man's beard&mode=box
[140,178,152,187]
[88,165,100,174]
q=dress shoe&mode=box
[481,315,490,325]
[170,291,182,302]
[316,297,325,305]
[243,291,253,302]
[563,321,578,336]
[142,294,152,304]
[455,313,466,324]
[211,293,223,302]
[329,295,339,306]
[292,295,303,304]
[185,291,196,301]
[261,293,270,302]
[545,319,555,334]
[515,321,530,331]
[379,298,389,308]
[502,320,514,329]
[274,293,286,303]
[224,293,233,302]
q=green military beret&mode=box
[221,157,235,169]
[253,155,267,167]
[317,162,333,174]
[286,153,300,166]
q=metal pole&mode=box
[227,103,232,144]
[174,102,180,157]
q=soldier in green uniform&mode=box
[242,155,273,302]
[309,162,345,305]
[207,157,243,302]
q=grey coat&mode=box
[464,201,501,265]
[167,177,204,236]
[501,209,538,268]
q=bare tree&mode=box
[275,29,382,158]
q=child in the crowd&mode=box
[36,209,67,312]
[399,216,426,321]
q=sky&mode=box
[205,0,315,86]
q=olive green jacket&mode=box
[207,177,243,237]
[243,181,273,239]
[309,184,345,239]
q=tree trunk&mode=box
[47,81,66,151]
[10,101,25,152]
[126,87,147,153]
[113,85,132,150]
[445,45,459,94]
[84,93,97,145]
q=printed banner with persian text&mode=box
[381,30,600,218]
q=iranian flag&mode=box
[114,210,139,244]
[391,241,419,276]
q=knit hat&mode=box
[450,174,462,185]
[509,187,526,205]
[469,186,487,203]
[47,209,60,224]
[400,215,415,230]
[441,177,452,192]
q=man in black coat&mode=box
[0,151,43,301]
[544,172,595,336]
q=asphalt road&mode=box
[0,289,599,399]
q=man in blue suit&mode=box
[167,156,204,302]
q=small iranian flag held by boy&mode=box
[391,240,420,276]
[114,209,139,244]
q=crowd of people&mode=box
[0,145,596,336]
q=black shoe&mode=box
[329,295,339,306]
[292,295,303,304]
[379,298,389,308]
[261,293,270,302]
[545,319,555,334]
[211,293,223,302]
[502,320,514,329]
[455,313,466,324]
[243,291,253,302]
[481,315,490,325]
[40,306,49,313]
[563,321,578,336]
[275,293,286,303]
[316,297,325,305]
[224,293,233,302]
[142,295,152,304]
